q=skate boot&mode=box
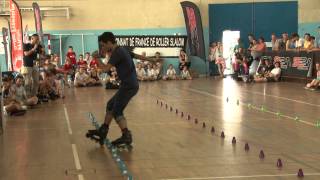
[86,123,109,146]
[111,130,132,148]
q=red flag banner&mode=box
[9,0,23,71]
[180,1,206,61]
[32,2,43,42]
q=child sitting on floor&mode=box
[254,62,281,82]
[74,67,90,87]
[163,64,177,80]
[136,63,147,81]
[146,64,157,81]
[2,77,26,116]
[180,66,192,80]
[10,76,38,107]
[305,62,320,90]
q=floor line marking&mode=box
[64,105,73,135]
[188,88,316,127]
[162,173,320,180]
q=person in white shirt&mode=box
[254,62,281,82]
[74,67,90,87]
[163,64,177,80]
[146,64,157,81]
[10,76,38,106]
[181,66,192,80]
[136,63,146,81]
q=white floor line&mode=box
[189,88,316,127]
[64,105,85,180]
[162,173,320,180]
[241,89,320,107]
[72,144,82,170]
[63,105,73,135]
[78,174,85,180]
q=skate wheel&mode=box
[86,133,90,138]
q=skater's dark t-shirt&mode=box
[108,47,138,88]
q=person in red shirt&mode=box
[89,51,100,68]
[77,54,87,69]
[63,57,73,73]
[66,46,77,65]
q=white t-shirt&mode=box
[136,68,146,77]
[147,69,156,77]
[75,72,89,82]
[166,68,176,76]
[181,70,191,78]
[271,67,281,76]
[11,85,27,102]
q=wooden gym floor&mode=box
[1,77,320,180]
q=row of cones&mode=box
[156,100,305,178]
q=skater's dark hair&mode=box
[31,34,39,37]
[98,32,116,44]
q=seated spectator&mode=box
[52,54,60,67]
[74,67,90,87]
[105,67,120,89]
[233,48,248,75]
[84,52,91,62]
[10,76,38,107]
[154,62,162,80]
[139,51,149,67]
[163,64,177,80]
[278,32,289,51]
[62,57,74,87]
[146,64,157,81]
[256,59,275,77]
[89,68,102,86]
[89,51,100,69]
[154,52,163,71]
[271,33,279,51]
[234,38,244,54]
[286,33,299,51]
[180,66,192,80]
[303,33,314,50]
[77,54,88,69]
[179,49,191,71]
[2,77,26,116]
[136,63,147,81]
[38,71,60,101]
[214,42,225,77]
[305,63,320,90]
[254,62,281,82]
[310,36,316,51]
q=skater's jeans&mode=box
[106,85,139,119]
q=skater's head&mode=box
[274,61,281,68]
[99,32,116,53]
[316,62,320,71]
[168,64,173,69]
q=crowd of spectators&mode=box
[208,31,320,89]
